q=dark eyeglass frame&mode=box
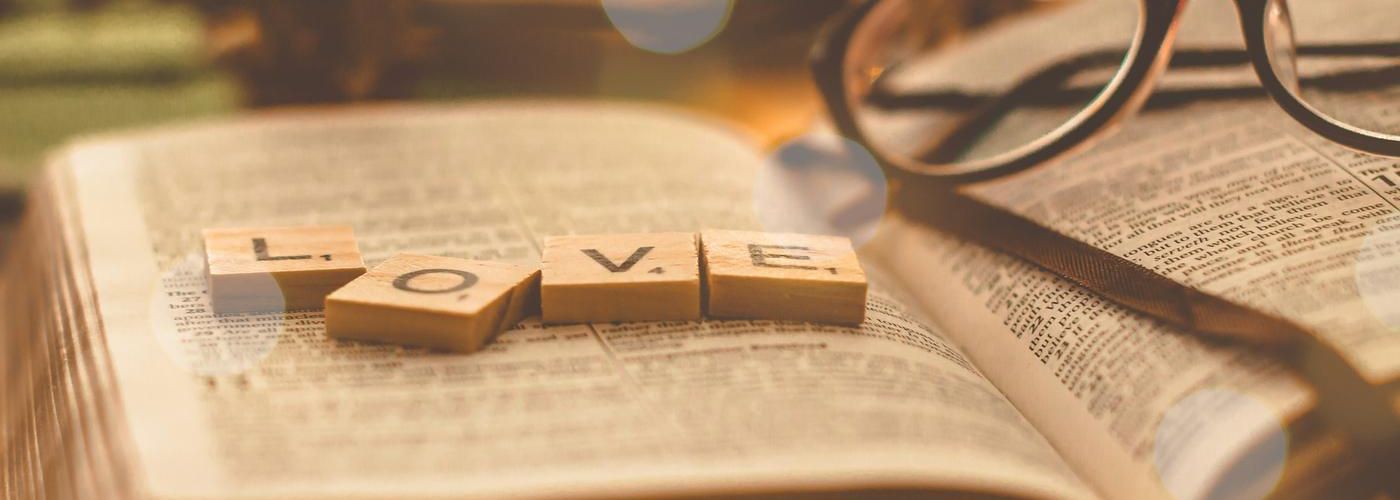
[810,0,1400,183]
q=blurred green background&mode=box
[0,0,862,194]
[0,0,236,189]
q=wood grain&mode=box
[541,232,700,323]
[324,253,540,353]
[700,229,866,325]
[203,225,366,314]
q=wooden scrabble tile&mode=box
[541,232,701,323]
[324,253,540,353]
[203,225,367,314]
[700,229,867,325]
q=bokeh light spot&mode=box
[602,0,733,55]
[1153,388,1289,500]
[151,254,285,377]
[754,131,888,247]
[1355,216,1400,332]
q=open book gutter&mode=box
[893,176,1400,494]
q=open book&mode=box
[0,99,1381,500]
[866,0,1400,463]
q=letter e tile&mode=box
[700,229,866,325]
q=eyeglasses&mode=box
[810,0,1400,183]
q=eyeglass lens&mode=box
[1263,0,1400,139]
[846,0,1139,168]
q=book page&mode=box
[962,98,1400,383]
[61,103,1093,499]
[868,215,1325,500]
[954,0,1400,385]
[856,1,1388,496]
